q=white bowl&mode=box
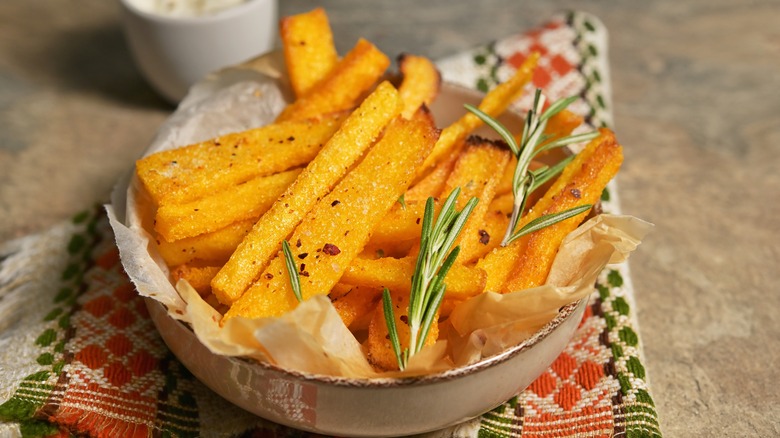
[118,0,278,103]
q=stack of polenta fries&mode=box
[134,8,623,371]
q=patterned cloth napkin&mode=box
[0,12,662,438]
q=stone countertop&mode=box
[1,1,778,435]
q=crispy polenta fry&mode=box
[171,263,221,296]
[404,147,459,202]
[156,168,302,242]
[416,52,539,178]
[465,210,510,262]
[281,7,338,97]
[501,129,623,292]
[477,129,623,292]
[366,288,438,371]
[330,285,382,329]
[397,53,441,118]
[368,199,435,245]
[276,39,391,122]
[212,82,403,305]
[438,137,511,263]
[135,113,346,206]
[526,108,583,156]
[223,108,439,320]
[156,219,254,267]
[340,256,487,301]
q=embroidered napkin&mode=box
[0,12,662,438]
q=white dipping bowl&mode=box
[118,0,278,103]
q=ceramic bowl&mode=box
[134,65,589,435]
[146,298,585,437]
[118,0,278,103]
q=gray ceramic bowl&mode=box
[146,298,586,437]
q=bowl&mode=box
[124,54,591,436]
[118,0,278,103]
[146,298,586,436]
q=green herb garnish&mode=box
[383,187,478,370]
[465,89,599,246]
[281,239,303,303]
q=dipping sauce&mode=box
[128,0,249,17]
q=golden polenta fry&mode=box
[366,288,438,371]
[438,137,511,264]
[170,263,221,297]
[397,53,441,118]
[367,199,436,245]
[223,108,439,320]
[330,285,382,329]
[136,113,346,206]
[281,7,338,98]
[276,38,391,122]
[416,52,539,178]
[501,129,623,292]
[156,219,254,267]
[211,81,403,305]
[155,168,302,242]
[340,256,487,301]
[404,147,459,202]
[477,129,622,292]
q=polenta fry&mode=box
[502,129,623,292]
[438,137,511,264]
[397,53,441,119]
[276,38,391,122]
[416,52,539,178]
[212,81,403,305]
[136,113,346,206]
[477,129,623,292]
[155,168,302,242]
[223,108,439,320]
[366,288,438,371]
[156,219,254,267]
[340,256,487,300]
[330,285,382,329]
[281,7,338,97]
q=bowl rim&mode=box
[119,0,274,26]
[150,297,586,388]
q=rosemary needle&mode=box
[281,239,303,303]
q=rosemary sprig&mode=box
[383,188,478,370]
[281,239,303,302]
[465,89,599,246]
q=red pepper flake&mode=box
[478,229,490,245]
[288,136,295,141]
[322,243,341,255]
[299,263,306,272]
[416,217,421,224]
[331,200,340,207]
[264,273,274,280]
[300,271,310,277]
[296,239,302,248]
[298,253,308,259]
[399,315,409,324]
[570,188,582,199]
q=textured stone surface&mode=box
[1,0,778,436]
